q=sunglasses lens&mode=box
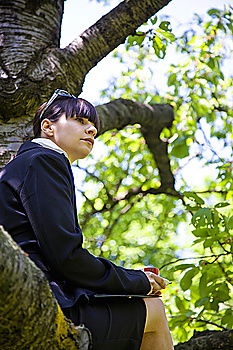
[56,89,70,96]
[40,89,76,119]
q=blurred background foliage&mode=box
[74,5,233,343]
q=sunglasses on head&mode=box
[39,89,76,120]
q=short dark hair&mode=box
[33,97,100,138]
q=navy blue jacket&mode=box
[0,141,150,308]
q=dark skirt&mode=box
[63,296,147,350]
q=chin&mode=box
[76,152,91,160]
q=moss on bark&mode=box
[0,225,90,350]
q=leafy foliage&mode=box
[76,5,233,344]
[77,128,182,269]
[166,193,233,341]
[127,17,176,59]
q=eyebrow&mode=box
[74,116,96,126]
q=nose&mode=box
[86,122,97,138]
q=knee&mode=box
[143,298,167,333]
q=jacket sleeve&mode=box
[20,152,150,295]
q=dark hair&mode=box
[33,97,100,138]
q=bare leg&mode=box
[140,298,174,350]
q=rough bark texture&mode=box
[0,225,91,350]
[97,99,176,192]
[0,0,172,120]
[2,0,229,348]
[174,330,233,350]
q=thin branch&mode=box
[197,119,224,163]
[77,165,114,203]
[193,318,229,331]
[195,190,228,194]
[159,252,231,270]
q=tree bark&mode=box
[0,0,173,120]
[0,225,91,350]
[174,330,233,350]
[97,99,176,191]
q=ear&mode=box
[41,118,54,137]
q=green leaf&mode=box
[227,216,233,229]
[157,29,176,42]
[195,297,209,307]
[207,8,221,17]
[191,208,212,228]
[217,282,230,302]
[152,35,166,58]
[180,267,199,291]
[171,144,189,158]
[159,21,172,32]
[175,264,196,271]
[167,72,177,86]
[210,299,219,312]
[170,138,190,158]
[150,15,157,25]
[214,202,230,208]
[184,192,205,205]
[192,228,209,237]
[186,205,202,211]
[175,296,187,312]
[199,272,208,297]
[222,309,233,328]
[203,237,216,248]
[128,33,145,46]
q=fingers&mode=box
[144,271,167,294]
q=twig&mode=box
[194,318,228,330]
[159,252,231,270]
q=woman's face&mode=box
[46,114,97,163]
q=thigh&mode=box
[143,298,166,333]
[63,297,147,350]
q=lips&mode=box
[81,138,94,146]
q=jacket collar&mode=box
[17,141,69,162]
[17,141,43,155]
[31,138,68,159]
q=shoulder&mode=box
[1,142,71,183]
[17,141,69,171]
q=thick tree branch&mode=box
[0,0,172,120]
[0,226,91,350]
[64,0,173,84]
[97,99,173,133]
[25,0,173,100]
[174,330,233,350]
[97,99,175,192]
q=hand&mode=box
[143,271,167,295]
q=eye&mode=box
[75,117,86,124]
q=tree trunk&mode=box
[174,330,233,350]
[0,225,91,350]
[0,0,173,120]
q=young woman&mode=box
[0,90,173,350]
